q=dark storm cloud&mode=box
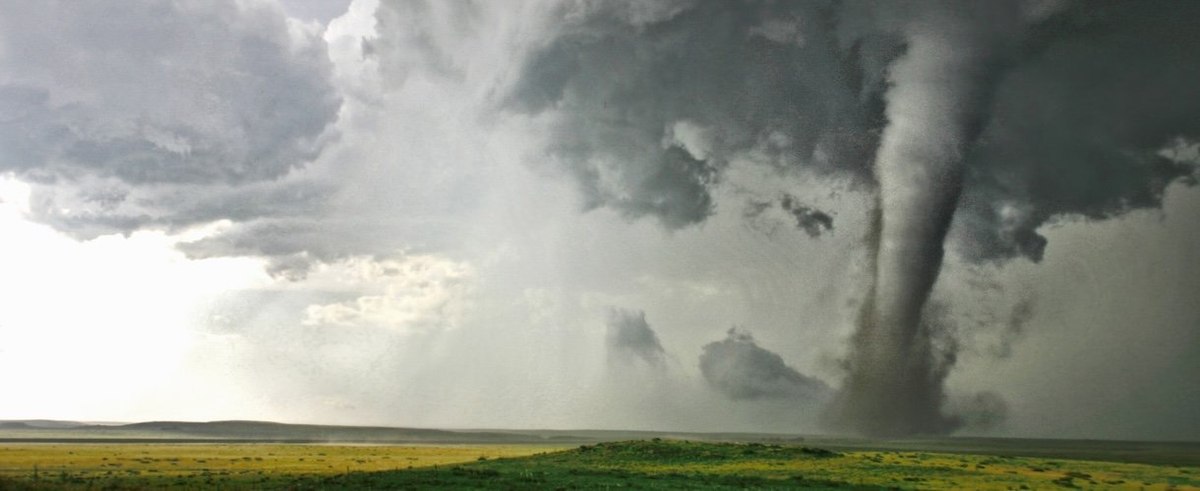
[954,1,1200,262]
[508,0,1200,437]
[506,0,1199,260]
[0,0,340,236]
[699,328,831,401]
[506,0,888,228]
[4,0,1195,265]
[605,308,667,367]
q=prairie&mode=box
[0,443,564,489]
[1,440,1196,489]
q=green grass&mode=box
[291,441,860,490]
[349,440,1196,490]
[1,439,1196,489]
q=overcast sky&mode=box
[0,0,1196,441]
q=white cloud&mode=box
[301,254,474,331]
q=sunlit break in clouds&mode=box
[0,0,1198,441]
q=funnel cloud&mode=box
[829,1,1027,437]
[509,0,1200,436]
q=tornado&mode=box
[504,0,1200,437]
[829,7,1017,437]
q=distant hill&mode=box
[0,420,91,429]
[0,419,620,444]
[110,420,542,443]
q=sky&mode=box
[0,0,1197,441]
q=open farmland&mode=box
[0,440,1196,490]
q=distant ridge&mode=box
[0,420,91,429]
[109,420,536,443]
[0,418,810,445]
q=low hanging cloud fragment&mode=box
[741,194,834,239]
[606,308,668,367]
[699,328,831,402]
[988,298,1035,360]
[779,194,834,238]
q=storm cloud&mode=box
[606,308,668,367]
[4,1,1196,274]
[507,0,1200,437]
[0,0,340,238]
[699,328,831,402]
[508,0,1200,263]
[506,0,885,229]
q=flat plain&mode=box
[2,421,1198,489]
[0,443,564,489]
[1,440,1197,490]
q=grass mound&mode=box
[570,439,840,463]
[288,440,865,490]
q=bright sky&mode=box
[0,176,270,420]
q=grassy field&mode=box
[0,440,1196,489]
[0,443,566,489]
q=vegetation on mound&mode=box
[287,440,857,490]
[274,440,1200,490]
[570,439,840,462]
